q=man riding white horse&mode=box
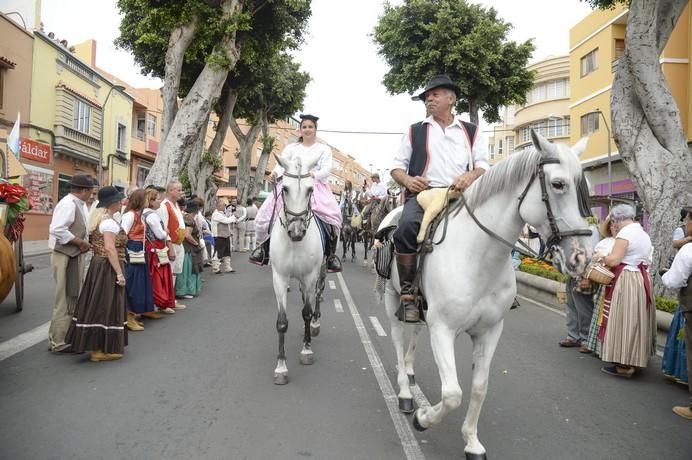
[390,75,489,323]
[249,114,343,272]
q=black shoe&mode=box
[326,255,342,273]
[249,243,269,266]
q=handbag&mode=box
[127,212,147,264]
[156,248,170,265]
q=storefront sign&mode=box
[20,138,51,164]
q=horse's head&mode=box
[518,130,593,276]
[275,153,318,242]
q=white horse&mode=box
[379,131,593,459]
[270,154,326,385]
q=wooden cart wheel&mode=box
[14,235,32,312]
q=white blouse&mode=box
[272,142,332,184]
[615,223,653,271]
[99,218,121,235]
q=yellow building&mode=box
[489,56,571,166]
[569,5,691,214]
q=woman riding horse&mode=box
[249,114,343,272]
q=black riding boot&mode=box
[249,239,270,266]
[326,227,342,273]
[395,252,421,323]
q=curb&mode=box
[24,249,52,258]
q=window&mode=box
[116,123,127,152]
[614,39,625,60]
[488,144,495,160]
[136,113,145,140]
[147,113,157,137]
[505,136,514,155]
[547,118,570,137]
[580,112,600,136]
[58,174,72,201]
[580,48,599,77]
[229,175,237,187]
[498,139,503,156]
[136,165,149,187]
[73,99,91,134]
[20,165,54,214]
[0,69,4,109]
[522,127,531,143]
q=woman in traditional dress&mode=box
[121,189,154,330]
[143,188,176,316]
[596,204,655,378]
[65,186,128,362]
[249,114,343,272]
[175,199,204,298]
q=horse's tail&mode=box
[374,274,386,304]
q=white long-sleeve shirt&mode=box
[272,142,332,184]
[366,182,387,200]
[392,115,489,187]
[48,193,88,249]
[662,243,692,289]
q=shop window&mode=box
[73,99,91,134]
[57,173,72,202]
[21,165,55,214]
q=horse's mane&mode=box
[466,143,583,208]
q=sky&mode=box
[3,0,594,177]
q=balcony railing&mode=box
[60,125,101,150]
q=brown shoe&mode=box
[672,406,692,420]
[579,344,591,354]
[559,338,580,347]
[90,351,124,362]
[127,312,144,331]
[141,311,163,320]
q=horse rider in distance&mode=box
[361,173,387,225]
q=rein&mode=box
[279,171,314,230]
[435,157,592,260]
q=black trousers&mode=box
[684,311,692,406]
[393,197,424,253]
[215,236,231,258]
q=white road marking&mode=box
[369,316,388,337]
[334,298,344,313]
[337,273,425,460]
[328,280,336,290]
[0,322,49,362]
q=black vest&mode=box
[405,120,478,201]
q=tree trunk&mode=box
[467,98,479,125]
[187,115,209,195]
[230,114,262,204]
[610,0,692,295]
[145,0,244,188]
[161,18,199,147]
[252,113,274,199]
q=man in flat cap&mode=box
[48,174,94,352]
[390,75,489,323]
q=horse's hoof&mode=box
[412,412,428,432]
[398,398,414,414]
[273,372,288,385]
[465,452,487,460]
[310,324,320,337]
[408,374,416,386]
[300,351,315,365]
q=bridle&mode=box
[448,157,593,259]
[278,171,314,231]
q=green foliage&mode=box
[116,0,311,96]
[581,0,630,9]
[179,166,191,196]
[201,149,224,173]
[518,264,568,283]
[373,0,535,123]
[655,296,678,314]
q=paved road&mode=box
[0,249,690,459]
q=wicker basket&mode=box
[585,263,615,285]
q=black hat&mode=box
[299,113,319,123]
[68,174,95,188]
[681,207,692,221]
[145,184,165,192]
[186,199,199,214]
[412,75,461,102]
[96,186,125,208]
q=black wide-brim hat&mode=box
[96,186,125,208]
[68,173,96,188]
[412,75,462,101]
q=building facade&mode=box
[569,5,691,217]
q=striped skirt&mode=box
[600,270,656,368]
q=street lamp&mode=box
[594,108,612,203]
[98,84,126,185]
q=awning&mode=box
[216,187,237,198]
[7,151,27,177]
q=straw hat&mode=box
[598,215,613,238]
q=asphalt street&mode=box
[0,248,690,460]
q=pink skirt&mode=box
[255,181,342,243]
